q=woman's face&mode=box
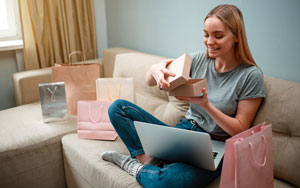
[203,16,237,59]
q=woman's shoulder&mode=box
[189,51,211,68]
[238,64,264,86]
[189,51,207,61]
[240,64,264,78]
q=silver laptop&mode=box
[134,121,225,171]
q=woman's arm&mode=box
[145,59,175,89]
[176,88,263,136]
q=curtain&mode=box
[18,0,97,70]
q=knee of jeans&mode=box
[108,99,129,116]
[108,99,121,114]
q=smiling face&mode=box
[203,16,237,59]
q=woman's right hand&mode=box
[146,59,176,89]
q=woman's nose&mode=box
[207,37,214,45]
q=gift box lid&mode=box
[164,53,192,91]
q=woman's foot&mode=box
[101,151,143,177]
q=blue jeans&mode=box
[108,99,221,188]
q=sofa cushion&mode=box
[0,102,77,188]
[253,76,300,187]
[62,134,142,188]
[113,52,189,126]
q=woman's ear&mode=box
[234,35,238,43]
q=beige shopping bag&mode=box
[96,78,134,103]
[52,51,102,114]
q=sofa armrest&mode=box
[12,67,52,106]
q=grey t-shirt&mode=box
[185,51,265,137]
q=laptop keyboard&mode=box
[213,152,218,159]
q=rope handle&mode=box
[68,51,86,65]
[249,135,267,167]
[88,103,103,123]
[106,83,121,101]
[47,86,58,101]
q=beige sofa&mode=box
[1,48,299,188]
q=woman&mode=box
[101,4,265,188]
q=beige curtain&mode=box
[18,0,97,70]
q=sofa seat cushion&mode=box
[62,133,227,188]
[0,102,77,188]
[62,134,142,188]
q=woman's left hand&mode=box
[175,88,209,109]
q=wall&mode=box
[94,0,107,58]
[0,50,18,110]
[104,0,300,83]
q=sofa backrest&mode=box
[253,76,300,187]
[13,67,52,106]
[102,48,137,77]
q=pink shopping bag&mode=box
[77,100,118,140]
[220,123,273,188]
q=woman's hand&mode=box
[145,59,176,89]
[175,88,210,109]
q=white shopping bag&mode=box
[96,78,135,102]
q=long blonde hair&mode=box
[205,4,256,66]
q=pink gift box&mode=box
[164,53,207,96]
[168,79,207,96]
[164,53,191,91]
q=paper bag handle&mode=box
[248,135,267,167]
[106,83,121,101]
[68,51,86,65]
[47,87,57,101]
[88,103,103,123]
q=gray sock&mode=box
[101,151,142,177]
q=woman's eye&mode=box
[215,35,223,39]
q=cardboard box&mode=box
[164,53,191,91]
[168,79,207,96]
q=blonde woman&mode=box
[102,4,264,188]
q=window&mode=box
[0,0,22,41]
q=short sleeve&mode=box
[189,51,207,77]
[239,67,265,100]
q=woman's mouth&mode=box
[208,47,220,51]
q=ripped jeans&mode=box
[108,99,221,188]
